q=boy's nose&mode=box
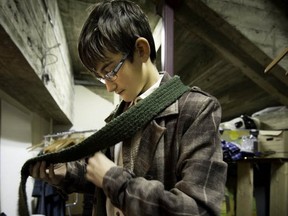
[105,80,116,93]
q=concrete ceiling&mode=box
[0,0,287,125]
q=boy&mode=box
[31,0,227,215]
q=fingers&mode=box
[48,163,56,179]
[29,161,39,178]
[29,161,60,185]
[29,161,46,179]
[39,161,48,179]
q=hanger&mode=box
[264,47,288,75]
[43,130,97,153]
[27,129,97,153]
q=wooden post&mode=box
[236,161,254,216]
[161,2,174,76]
[270,161,288,216]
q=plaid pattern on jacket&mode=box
[60,72,227,216]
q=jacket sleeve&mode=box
[57,159,95,195]
[102,90,227,216]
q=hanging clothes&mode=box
[29,130,97,216]
[32,178,67,216]
[82,193,94,216]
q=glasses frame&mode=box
[96,53,129,84]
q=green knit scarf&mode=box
[18,76,190,216]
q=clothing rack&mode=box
[30,129,97,215]
[43,129,97,140]
[66,193,79,216]
[28,129,97,153]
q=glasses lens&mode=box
[106,73,117,81]
[94,53,128,84]
[97,77,106,84]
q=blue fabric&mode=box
[221,140,255,161]
[32,179,66,216]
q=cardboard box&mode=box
[258,130,288,158]
[221,130,288,158]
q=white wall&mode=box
[71,85,116,131]
[0,85,116,215]
[57,85,116,214]
[0,100,34,215]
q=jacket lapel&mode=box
[108,72,180,176]
[134,100,179,177]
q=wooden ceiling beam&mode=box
[174,0,288,106]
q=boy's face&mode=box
[96,52,150,102]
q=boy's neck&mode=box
[142,62,160,92]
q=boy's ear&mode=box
[135,37,150,62]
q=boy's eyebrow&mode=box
[97,60,113,74]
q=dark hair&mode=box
[78,0,156,73]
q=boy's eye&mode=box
[94,72,102,78]
[103,70,111,75]
[103,64,114,74]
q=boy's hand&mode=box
[29,161,67,185]
[86,151,116,188]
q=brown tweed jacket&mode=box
[60,72,227,216]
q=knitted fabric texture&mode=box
[18,76,190,216]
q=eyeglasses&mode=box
[95,53,129,84]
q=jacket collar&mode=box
[105,71,174,122]
[106,72,180,176]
